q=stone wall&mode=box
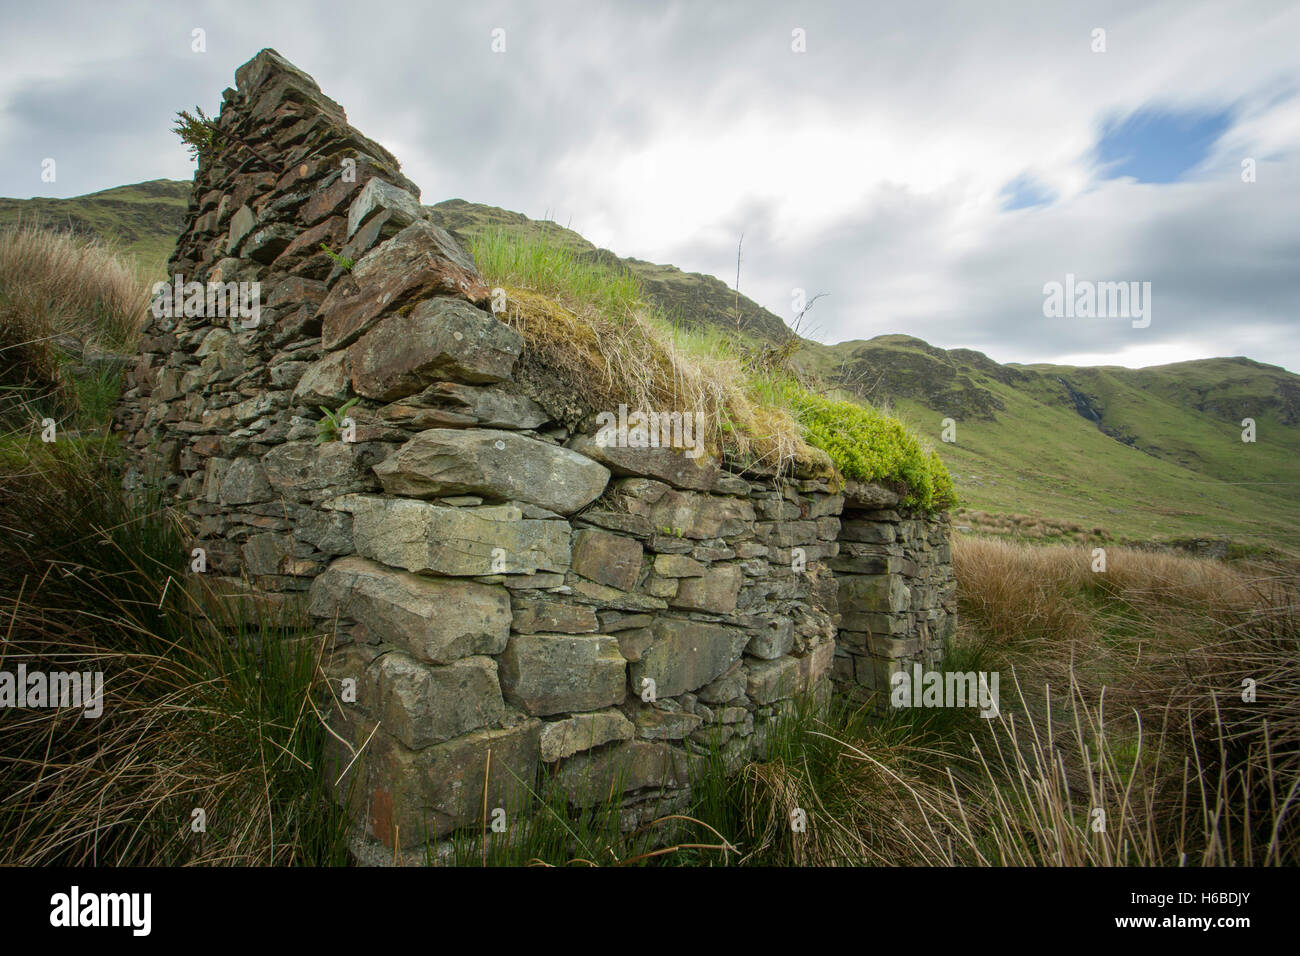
[115,49,955,857]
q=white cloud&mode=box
[1,0,1296,370]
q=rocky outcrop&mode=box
[115,49,956,861]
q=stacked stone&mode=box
[829,482,956,706]
[116,48,433,606]
[116,49,955,859]
[317,438,845,848]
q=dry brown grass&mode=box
[674,537,1297,867]
[937,535,1300,864]
[953,507,1110,542]
[0,224,150,430]
[500,285,816,471]
[0,224,150,375]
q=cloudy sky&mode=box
[2,0,1297,371]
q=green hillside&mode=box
[0,179,189,278]
[4,185,1294,551]
[810,336,1300,552]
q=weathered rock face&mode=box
[373,428,609,514]
[347,297,523,400]
[116,48,955,862]
[319,221,493,351]
[498,634,627,715]
[349,497,572,576]
[309,556,510,663]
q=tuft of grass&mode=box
[469,226,644,320]
[0,224,149,428]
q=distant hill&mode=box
[4,183,1295,551]
[0,179,189,277]
[805,335,1300,551]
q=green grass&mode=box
[429,198,790,341]
[469,225,643,320]
[781,386,955,510]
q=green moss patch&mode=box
[784,387,956,512]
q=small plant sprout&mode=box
[319,243,355,272]
[172,105,284,172]
[316,398,360,445]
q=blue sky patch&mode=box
[1000,173,1055,210]
[1095,106,1234,183]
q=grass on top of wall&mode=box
[469,226,954,511]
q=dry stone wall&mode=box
[116,49,955,856]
